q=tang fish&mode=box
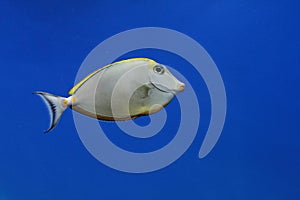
[34,58,185,133]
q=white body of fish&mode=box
[35,58,185,133]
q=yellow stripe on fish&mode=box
[68,58,157,95]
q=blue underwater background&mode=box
[1,0,300,199]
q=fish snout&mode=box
[179,82,185,91]
[174,82,185,93]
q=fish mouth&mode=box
[151,82,172,93]
[150,82,184,94]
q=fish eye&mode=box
[153,65,165,74]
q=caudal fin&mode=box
[34,92,69,133]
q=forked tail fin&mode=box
[33,92,70,133]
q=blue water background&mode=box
[0,0,299,199]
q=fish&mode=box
[34,58,185,133]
